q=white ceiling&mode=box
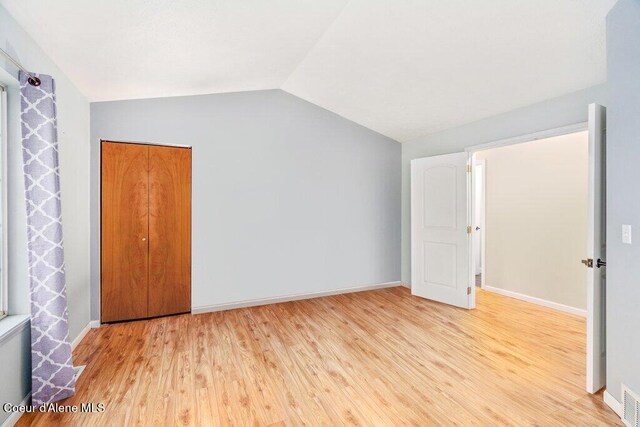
[1,0,615,142]
[0,0,349,100]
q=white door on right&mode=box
[585,103,606,394]
[472,161,484,277]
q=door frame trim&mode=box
[100,138,192,149]
[464,122,588,154]
[472,158,486,288]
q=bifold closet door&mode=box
[102,142,191,323]
[101,142,150,322]
[148,145,192,317]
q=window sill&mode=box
[0,314,30,346]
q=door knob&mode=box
[581,258,593,268]
[596,258,606,268]
[475,226,480,231]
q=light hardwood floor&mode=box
[17,287,621,426]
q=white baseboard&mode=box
[71,323,91,350]
[70,320,101,351]
[483,286,586,317]
[400,282,410,289]
[604,390,622,418]
[192,281,402,314]
[1,393,31,427]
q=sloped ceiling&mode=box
[0,0,615,141]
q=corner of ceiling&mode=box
[279,0,351,92]
[276,1,403,144]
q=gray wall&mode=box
[606,0,640,403]
[401,85,608,284]
[90,90,401,318]
[0,5,90,424]
[0,326,30,423]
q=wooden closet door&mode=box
[148,145,192,317]
[101,142,150,322]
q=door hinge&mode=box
[467,226,472,234]
[467,164,472,172]
[467,287,471,295]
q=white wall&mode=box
[475,131,588,311]
[90,90,401,319]
[0,5,91,424]
[605,0,640,404]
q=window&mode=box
[0,85,6,320]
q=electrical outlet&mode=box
[622,224,632,244]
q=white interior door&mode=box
[472,161,485,277]
[411,152,471,309]
[586,103,606,394]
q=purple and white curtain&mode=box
[19,71,76,405]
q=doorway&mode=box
[410,104,607,394]
[471,131,588,314]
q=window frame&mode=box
[0,84,7,320]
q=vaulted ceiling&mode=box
[1,0,616,142]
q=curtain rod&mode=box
[0,47,41,86]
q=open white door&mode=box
[411,152,471,309]
[585,103,606,394]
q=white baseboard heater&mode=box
[623,384,640,427]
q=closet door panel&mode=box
[148,146,191,317]
[101,142,149,322]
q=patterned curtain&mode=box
[19,71,76,405]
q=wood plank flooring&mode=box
[17,287,621,426]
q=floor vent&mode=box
[623,385,640,427]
